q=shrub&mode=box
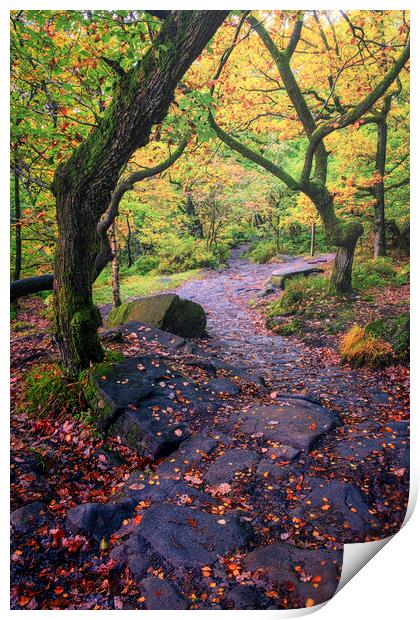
[352,257,398,290]
[127,254,159,276]
[20,363,83,418]
[266,274,329,318]
[225,223,254,247]
[395,263,410,286]
[366,313,409,362]
[247,240,278,264]
[157,237,220,274]
[340,325,393,368]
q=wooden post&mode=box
[310,222,316,256]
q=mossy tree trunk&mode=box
[13,162,22,282]
[110,221,121,308]
[305,185,363,293]
[373,119,387,258]
[51,10,228,375]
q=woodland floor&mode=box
[10,246,409,610]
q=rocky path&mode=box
[176,246,384,406]
[11,247,409,610]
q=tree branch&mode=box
[302,38,410,182]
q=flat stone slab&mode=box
[333,436,385,461]
[121,475,212,506]
[269,266,324,290]
[203,448,260,485]
[120,321,186,351]
[90,354,226,458]
[96,357,159,410]
[290,479,380,543]
[156,435,218,479]
[116,504,252,576]
[139,575,189,610]
[243,542,342,607]
[239,399,340,451]
[204,378,240,396]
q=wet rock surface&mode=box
[289,478,380,543]
[66,500,135,542]
[203,448,260,485]
[239,399,341,451]
[11,501,50,533]
[243,542,342,607]
[11,247,409,610]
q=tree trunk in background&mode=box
[110,222,121,308]
[126,214,133,268]
[185,195,204,239]
[310,223,315,257]
[373,120,387,258]
[13,165,22,282]
[52,11,228,375]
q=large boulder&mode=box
[106,293,206,338]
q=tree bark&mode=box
[110,222,121,307]
[125,214,133,268]
[310,223,315,257]
[373,120,387,258]
[13,164,22,282]
[10,274,54,302]
[51,10,228,374]
[330,238,358,293]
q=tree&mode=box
[208,11,409,292]
[52,10,227,374]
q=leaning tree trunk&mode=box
[110,222,121,308]
[53,191,104,374]
[51,10,228,375]
[373,120,387,258]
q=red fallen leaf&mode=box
[96,558,117,575]
[187,517,198,528]
[54,586,64,595]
